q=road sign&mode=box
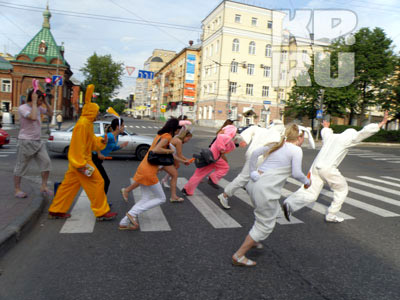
[52,75,63,86]
[263,101,271,104]
[126,66,136,76]
[138,70,154,80]
[316,109,323,119]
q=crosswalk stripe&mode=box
[0,151,16,154]
[358,176,400,188]
[287,178,399,217]
[346,177,399,196]
[153,126,158,129]
[371,158,400,161]
[142,126,146,128]
[347,185,400,207]
[130,179,171,231]
[0,155,8,157]
[136,126,140,128]
[388,161,400,164]
[60,191,96,233]
[381,176,400,182]
[177,178,241,228]
[281,186,354,220]
[217,178,304,225]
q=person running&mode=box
[232,124,310,267]
[92,118,128,197]
[48,85,117,221]
[282,111,389,223]
[182,124,244,196]
[119,118,182,230]
[14,88,53,198]
[160,122,193,202]
[217,120,286,209]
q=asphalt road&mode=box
[1,119,400,300]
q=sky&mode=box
[0,0,399,99]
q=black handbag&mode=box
[147,137,174,166]
[194,148,220,168]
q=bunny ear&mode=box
[85,84,95,103]
[32,79,39,93]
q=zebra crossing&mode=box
[0,138,17,158]
[128,125,160,129]
[59,173,400,234]
[347,149,400,164]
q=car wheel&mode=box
[135,145,149,161]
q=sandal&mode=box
[120,188,129,202]
[252,242,264,250]
[41,189,54,198]
[126,213,139,230]
[170,197,184,203]
[119,223,139,231]
[232,254,256,267]
[15,191,28,198]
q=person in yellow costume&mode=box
[48,85,117,221]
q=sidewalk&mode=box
[0,170,46,258]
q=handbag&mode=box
[194,148,220,168]
[147,137,174,166]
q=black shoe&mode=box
[108,202,113,208]
[207,177,219,189]
[181,188,189,196]
[282,203,291,222]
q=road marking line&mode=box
[388,161,400,164]
[218,178,303,225]
[347,185,400,207]
[0,151,16,154]
[130,179,171,232]
[136,126,140,128]
[346,177,400,196]
[0,155,8,157]
[129,125,134,128]
[153,126,158,129]
[142,126,146,128]
[381,176,400,182]
[177,178,241,228]
[60,190,96,233]
[358,176,400,188]
[287,178,398,217]
[371,158,400,161]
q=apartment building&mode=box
[198,0,327,127]
[153,42,201,120]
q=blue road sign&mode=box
[52,75,63,86]
[316,109,323,119]
[263,101,272,104]
[138,70,154,80]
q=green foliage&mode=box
[328,125,400,143]
[80,53,124,112]
[111,98,127,115]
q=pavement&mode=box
[0,170,46,258]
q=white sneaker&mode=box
[162,180,170,189]
[218,193,230,209]
[325,214,344,223]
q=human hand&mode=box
[239,141,247,148]
[77,167,86,174]
[121,141,129,148]
[250,171,260,182]
[378,111,389,128]
[98,153,106,160]
[304,180,311,189]
[32,92,38,105]
[102,134,108,145]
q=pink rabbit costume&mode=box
[183,125,237,195]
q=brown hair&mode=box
[264,124,304,157]
[216,119,234,135]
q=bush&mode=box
[327,125,400,143]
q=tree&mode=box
[81,53,124,112]
[111,98,128,115]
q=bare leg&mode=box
[14,175,23,194]
[163,165,179,200]
[233,234,257,259]
[125,180,140,193]
[40,171,50,192]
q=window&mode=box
[302,50,308,62]
[218,16,222,24]
[267,21,272,29]
[210,44,214,56]
[212,82,216,93]
[232,39,239,52]
[281,50,288,60]
[206,84,210,94]
[280,70,286,80]
[263,66,271,77]
[198,107,203,120]
[208,105,213,119]
[93,123,101,135]
[235,14,241,23]
[265,44,272,57]
[1,79,11,93]
[251,17,257,26]
[246,84,254,96]
[229,82,237,94]
[247,64,255,75]
[249,41,256,55]
[214,63,218,74]
[231,61,238,73]
[262,86,269,97]
[216,40,219,54]
[278,89,285,100]
[203,106,207,119]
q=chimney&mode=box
[189,40,194,46]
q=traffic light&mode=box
[45,82,53,95]
[44,78,54,104]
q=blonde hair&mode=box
[264,124,304,157]
[176,128,193,141]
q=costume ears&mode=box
[32,79,39,93]
[85,84,95,104]
[106,107,120,118]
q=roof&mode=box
[0,56,13,70]
[151,56,164,62]
[11,5,68,67]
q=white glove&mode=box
[250,171,261,182]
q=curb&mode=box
[0,181,46,259]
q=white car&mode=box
[47,121,153,160]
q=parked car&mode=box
[237,124,255,134]
[47,121,153,160]
[0,126,10,147]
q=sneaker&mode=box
[96,211,118,221]
[218,193,231,209]
[207,177,219,189]
[325,214,344,223]
[282,203,291,222]
[162,180,170,189]
[48,212,71,219]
